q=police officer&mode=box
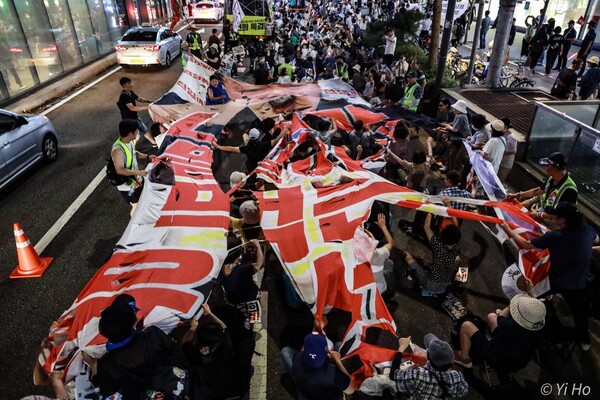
[334,55,349,81]
[401,71,423,112]
[506,152,577,228]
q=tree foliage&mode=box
[362,10,425,53]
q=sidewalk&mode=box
[458,22,600,93]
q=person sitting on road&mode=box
[219,239,265,306]
[453,294,546,371]
[390,334,468,400]
[230,200,264,244]
[182,303,252,400]
[214,126,286,174]
[82,294,193,399]
[403,211,461,296]
[206,75,230,105]
[281,332,355,400]
[206,44,222,70]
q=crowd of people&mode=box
[29,1,600,400]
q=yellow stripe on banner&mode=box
[16,240,31,248]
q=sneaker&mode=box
[580,343,591,351]
[453,351,473,368]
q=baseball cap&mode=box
[302,332,328,369]
[539,152,568,169]
[424,334,454,368]
[248,128,261,140]
[544,202,580,221]
[406,71,417,79]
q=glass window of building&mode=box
[486,0,590,30]
[13,1,64,84]
[87,0,114,54]
[102,0,125,42]
[0,2,39,100]
[44,0,84,72]
[67,0,101,62]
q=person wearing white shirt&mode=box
[481,120,507,173]
[369,213,395,295]
[498,117,517,182]
[384,28,397,66]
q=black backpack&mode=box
[106,157,130,186]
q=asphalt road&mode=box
[2,19,599,399]
[0,21,224,399]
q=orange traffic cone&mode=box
[10,222,52,279]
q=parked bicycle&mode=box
[499,63,536,88]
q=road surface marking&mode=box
[249,292,268,400]
[36,23,190,253]
[35,169,106,254]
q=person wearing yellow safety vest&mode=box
[506,152,578,227]
[181,41,190,68]
[401,71,423,112]
[334,55,349,81]
[112,119,155,216]
[186,26,203,59]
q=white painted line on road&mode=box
[35,22,191,254]
[35,168,106,254]
[249,291,268,400]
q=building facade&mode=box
[485,0,598,37]
[0,0,172,103]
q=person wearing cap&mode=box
[545,26,563,75]
[577,20,597,77]
[334,55,349,81]
[555,20,577,71]
[480,120,506,173]
[82,295,192,399]
[551,58,582,98]
[230,200,264,243]
[206,43,221,70]
[440,100,470,140]
[506,152,577,225]
[214,126,286,174]
[501,203,598,350]
[185,25,203,60]
[400,71,422,112]
[578,56,600,99]
[454,294,546,371]
[254,58,271,85]
[498,117,517,183]
[390,334,468,399]
[281,332,354,399]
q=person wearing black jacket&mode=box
[546,27,563,74]
[528,27,547,75]
[82,295,194,399]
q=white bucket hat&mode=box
[451,100,468,114]
[229,171,247,188]
[510,294,546,331]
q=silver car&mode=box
[115,26,182,67]
[0,109,58,191]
